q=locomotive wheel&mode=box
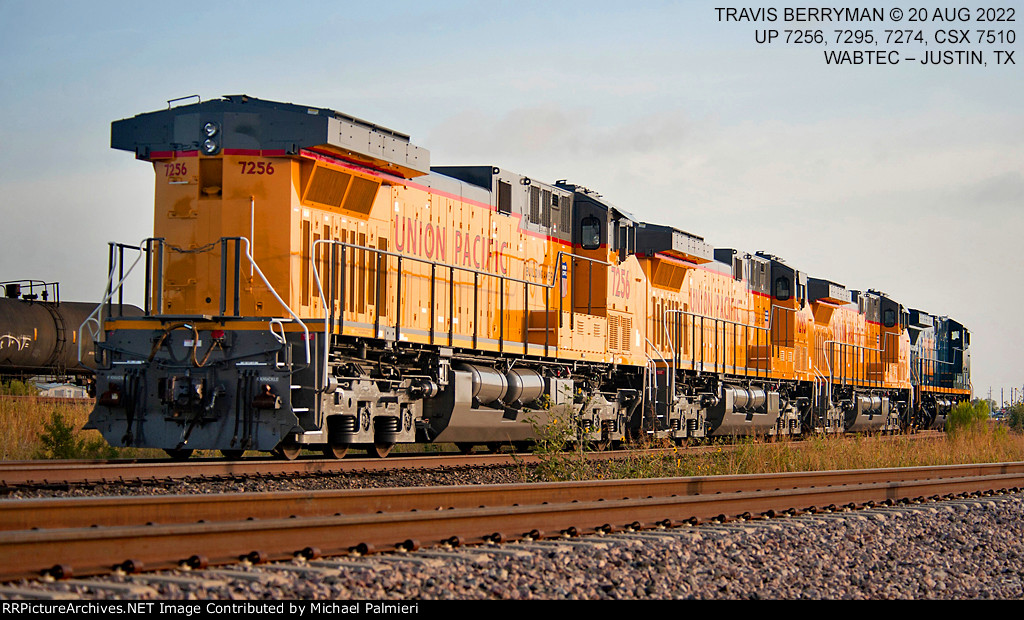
[322,444,349,459]
[274,444,302,460]
[485,442,502,454]
[220,449,245,460]
[369,442,394,458]
[456,442,475,455]
[164,448,193,461]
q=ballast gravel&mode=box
[6,493,1023,600]
[3,465,526,499]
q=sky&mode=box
[0,1,1020,401]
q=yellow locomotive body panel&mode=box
[149,145,650,367]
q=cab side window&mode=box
[581,216,601,250]
[774,277,791,301]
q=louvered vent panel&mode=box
[345,176,380,215]
[609,315,620,350]
[306,166,351,207]
[541,189,551,227]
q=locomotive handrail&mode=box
[822,331,901,390]
[811,364,829,414]
[913,355,959,383]
[78,240,148,365]
[643,338,671,429]
[913,355,966,392]
[311,238,607,391]
[915,356,958,365]
[166,236,310,365]
[268,319,289,345]
[231,236,311,365]
[641,351,657,432]
[313,240,605,295]
[80,237,310,367]
[661,304,798,349]
[659,304,798,406]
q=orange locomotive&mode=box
[84,96,970,458]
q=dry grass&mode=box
[0,397,165,460]
[579,428,1024,482]
[0,397,97,460]
[3,396,1023,471]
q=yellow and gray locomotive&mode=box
[84,96,971,458]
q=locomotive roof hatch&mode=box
[111,95,431,178]
[634,222,713,264]
[805,277,850,323]
[908,308,934,329]
[907,308,935,345]
[632,223,713,290]
[807,278,852,305]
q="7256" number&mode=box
[239,161,275,175]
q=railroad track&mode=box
[1,462,1021,582]
[0,452,520,488]
[0,431,946,488]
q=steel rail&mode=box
[0,461,1020,532]
[0,463,1021,581]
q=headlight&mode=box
[203,121,219,137]
[202,138,220,155]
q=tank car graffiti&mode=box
[0,334,31,351]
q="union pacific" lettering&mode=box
[393,217,510,275]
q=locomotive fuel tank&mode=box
[844,394,899,433]
[705,386,781,436]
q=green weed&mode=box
[32,410,120,460]
[947,400,990,434]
